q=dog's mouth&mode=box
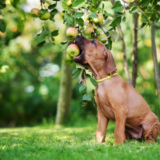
[73,43,85,64]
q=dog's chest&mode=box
[95,91,115,121]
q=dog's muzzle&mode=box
[73,35,85,64]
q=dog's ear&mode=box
[104,49,116,74]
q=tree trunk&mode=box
[151,23,160,111]
[111,0,131,85]
[55,51,73,125]
[132,13,139,88]
[117,25,132,85]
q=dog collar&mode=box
[96,73,118,82]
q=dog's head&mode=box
[73,35,116,74]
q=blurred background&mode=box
[0,0,160,127]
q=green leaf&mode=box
[64,12,73,24]
[109,31,118,42]
[32,28,44,37]
[79,85,86,95]
[102,3,104,12]
[88,12,98,18]
[72,68,81,78]
[72,0,85,8]
[61,1,69,11]
[60,41,68,51]
[10,0,20,8]
[74,18,84,26]
[83,94,92,101]
[61,41,68,44]
[110,17,121,27]
[50,9,58,21]
[37,41,45,47]
[115,12,123,16]
[137,23,146,30]
[0,19,6,33]
[92,0,97,6]
[74,12,83,18]
[122,16,126,22]
[139,0,150,7]
[129,6,138,14]
[104,11,115,18]
[90,77,97,87]
[108,37,112,50]
[0,3,6,9]
[51,30,59,36]
[76,63,85,69]
[141,14,147,23]
[90,6,97,13]
[48,3,57,9]
[112,1,123,12]
[80,101,88,107]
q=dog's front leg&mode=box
[96,109,109,143]
[114,107,128,145]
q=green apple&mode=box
[66,44,80,57]
[39,9,50,20]
[93,13,104,23]
[67,0,72,6]
[31,8,39,17]
[66,27,78,39]
[97,33,107,42]
[85,26,94,35]
[66,54,73,61]
[60,12,65,18]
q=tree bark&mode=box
[117,25,132,85]
[132,13,139,88]
[151,23,160,111]
[55,51,73,125]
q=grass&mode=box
[0,121,160,160]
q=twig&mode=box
[40,0,43,8]
[98,24,107,35]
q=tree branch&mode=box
[132,13,139,88]
[117,25,132,85]
[151,23,160,112]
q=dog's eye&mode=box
[91,41,96,46]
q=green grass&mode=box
[0,121,160,160]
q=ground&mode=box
[0,121,160,160]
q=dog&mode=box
[73,35,160,145]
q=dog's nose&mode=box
[76,35,81,39]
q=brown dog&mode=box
[73,35,160,145]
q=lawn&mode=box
[0,121,160,160]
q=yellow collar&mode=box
[96,73,118,82]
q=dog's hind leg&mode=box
[142,112,160,142]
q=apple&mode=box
[66,44,80,57]
[93,13,104,23]
[31,8,39,17]
[66,27,78,39]
[97,33,107,42]
[66,54,73,61]
[39,9,50,20]
[60,12,65,18]
[85,26,94,35]
[67,0,72,6]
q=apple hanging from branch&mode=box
[67,44,80,57]
[66,27,78,39]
